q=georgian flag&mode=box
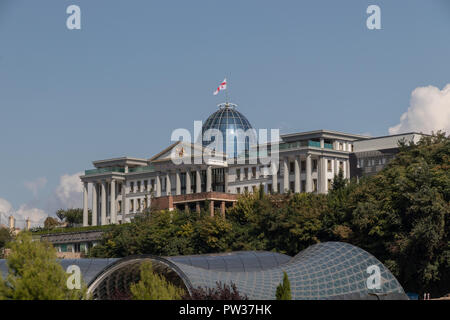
[213,78,227,95]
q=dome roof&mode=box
[202,103,254,158]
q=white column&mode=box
[186,169,191,194]
[272,162,278,193]
[83,182,89,227]
[306,153,312,192]
[224,168,229,193]
[110,179,116,224]
[320,157,327,193]
[101,181,107,226]
[156,173,161,197]
[320,138,324,149]
[166,172,171,195]
[334,157,338,177]
[92,183,98,226]
[122,181,127,219]
[346,159,350,179]
[196,169,201,193]
[283,158,289,193]
[294,156,300,193]
[176,170,181,195]
[206,166,212,192]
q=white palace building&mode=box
[80,102,424,227]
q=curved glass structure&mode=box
[0,242,408,300]
[202,103,255,159]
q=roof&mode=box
[0,242,408,300]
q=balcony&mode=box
[128,165,155,173]
[84,167,125,176]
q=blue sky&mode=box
[0,0,449,225]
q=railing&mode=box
[84,167,125,175]
[308,140,321,148]
[324,143,334,149]
[129,165,155,173]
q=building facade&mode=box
[80,103,424,227]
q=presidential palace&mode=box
[80,102,424,227]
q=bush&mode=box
[184,282,248,300]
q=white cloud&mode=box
[24,177,47,197]
[54,172,84,209]
[389,84,450,135]
[0,198,47,228]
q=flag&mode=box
[213,78,227,95]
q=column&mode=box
[101,181,107,225]
[83,182,89,227]
[166,172,171,195]
[272,162,278,193]
[121,181,127,219]
[224,168,229,193]
[283,158,289,193]
[294,156,300,193]
[346,159,350,179]
[209,200,214,217]
[206,166,212,192]
[186,169,191,194]
[156,173,161,197]
[334,157,338,177]
[306,153,312,192]
[320,138,324,149]
[320,156,327,194]
[110,179,116,224]
[196,169,201,193]
[221,201,226,217]
[175,170,181,195]
[92,183,98,226]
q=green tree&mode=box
[0,232,87,300]
[130,262,185,300]
[276,272,291,300]
[0,228,12,251]
[56,208,91,227]
[44,217,60,230]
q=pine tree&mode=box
[0,232,87,300]
[276,271,292,300]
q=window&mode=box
[313,179,317,192]
[244,168,249,179]
[151,179,155,191]
[130,182,134,192]
[137,181,141,192]
[351,144,354,152]
[244,186,249,193]
[137,199,141,211]
[118,183,122,194]
[328,179,332,190]
[252,167,257,178]
[118,200,122,213]
[236,187,241,194]
[130,199,134,212]
[236,169,241,180]
[339,161,344,171]
[313,159,318,171]
[144,180,148,191]
[290,162,295,174]
[301,180,306,192]
[268,184,272,193]
[290,181,295,191]
[301,161,306,172]
[252,185,256,193]
[327,160,332,172]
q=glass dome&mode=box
[202,103,255,159]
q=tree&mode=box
[56,208,91,227]
[184,282,248,300]
[130,262,185,300]
[0,232,87,300]
[44,217,60,230]
[0,228,12,251]
[276,272,291,300]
